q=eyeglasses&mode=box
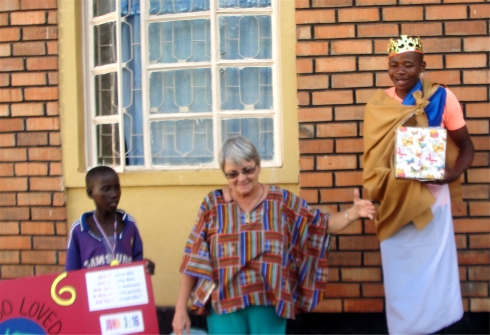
[224,165,257,179]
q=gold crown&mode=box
[387,35,423,57]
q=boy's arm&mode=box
[131,225,144,261]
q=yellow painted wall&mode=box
[59,0,299,306]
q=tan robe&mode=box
[363,79,461,241]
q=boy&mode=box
[363,36,474,334]
[65,166,154,274]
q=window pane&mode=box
[149,68,212,114]
[95,72,118,116]
[219,0,271,9]
[96,123,121,165]
[148,20,211,64]
[94,22,117,66]
[150,119,214,165]
[93,0,116,17]
[220,67,273,110]
[219,16,271,60]
[222,118,274,160]
[149,0,210,15]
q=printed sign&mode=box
[0,261,159,335]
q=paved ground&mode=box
[157,309,489,334]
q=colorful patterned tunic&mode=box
[180,186,331,319]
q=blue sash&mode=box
[401,80,446,126]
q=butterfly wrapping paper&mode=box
[395,127,447,180]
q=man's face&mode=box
[388,52,426,99]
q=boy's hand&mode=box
[144,259,155,275]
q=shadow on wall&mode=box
[156,308,489,335]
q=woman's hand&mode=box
[172,306,191,335]
[351,188,375,220]
[327,189,375,234]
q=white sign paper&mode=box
[99,310,145,335]
[86,264,148,311]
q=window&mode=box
[84,0,282,170]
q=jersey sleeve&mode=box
[442,88,466,130]
[131,222,144,261]
[65,223,82,271]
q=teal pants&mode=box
[207,305,287,335]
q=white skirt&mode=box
[380,184,463,334]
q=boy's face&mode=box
[87,172,121,213]
[388,51,426,99]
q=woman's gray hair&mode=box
[219,136,261,171]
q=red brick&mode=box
[46,41,57,55]
[312,299,342,313]
[334,106,364,121]
[296,9,335,24]
[470,298,490,312]
[296,41,329,56]
[315,25,355,39]
[355,89,378,104]
[469,4,490,18]
[17,192,51,206]
[467,168,490,183]
[445,21,487,36]
[28,147,61,161]
[469,201,490,216]
[298,107,332,122]
[471,137,490,151]
[297,75,329,90]
[47,10,57,24]
[466,103,490,118]
[0,163,13,176]
[426,5,468,20]
[56,222,66,235]
[1,265,34,278]
[359,56,386,71]
[0,104,9,116]
[21,222,55,237]
[464,37,490,52]
[11,73,46,87]
[0,58,23,72]
[16,132,48,146]
[362,283,385,297]
[451,201,467,217]
[0,193,15,206]
[297,26,311,40]
[358,24,398,37]
[300,172,333,187]
[312,0,353,7]
[26,56,57,70]
[450,86,487,102]
[357,0,395,4]
[0,27,20,42]
[313,90,353,105]
[317,154,357,170]
[29,176,63,191]
[401,22,443,36]
[49,162,62,176]
[15,162,48,176]
[332,73,373,88]
[296,59,313,74]
[455,234,467,249]
[0,220,19,234]
[13,41,45,56]
[0,177,27,191]
[0,13,7,26]
[0,73,9,87]
[363,251,382,266]
[46,102,58,116]
[468,266,490,281]
[300,157,315,171]
[48,132,60,146]
[324,283,360,297]
[335,171,363,186]
[26,117,59,131]
[24,87,58,101]
[36,265,64,275]
[0,133,15,147]
[0,251,19,264]
[331,40,372,55]
[328,251,362,266]
[299,189,318,203]
[47,71,57,85]
[424,70,461,86]
[320,187,357,203]
[0,43,11,57]
[344,299,384,312]
[11,102,45,117]
[0,0,20,11]
[464,70,490,85]
[469,234,490,249]
[21,0,57,10]
[461,282,488,297]
[21,250,56,264]
[423,38,461,53]
[31,207,66,221]
[295,0,310,8]
[446,54,487,69]
[339,235,379,250]
[299,123,314,137]
[338,8,379,22]
[454,219,490,233]
[300,139,334,154]
[316,57,356,72]
[0,88,23,102]
[10,11,46,25]
[400,0,439,3]
[382,7,424,21]
[336,138,363,153]
[317,123,357,138]
[458,250,490,265]
[0,236,30,249]
[471,152,489,167]
[52,192,65,206]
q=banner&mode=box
[0,261,159,334]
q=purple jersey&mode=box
[65,210,144,271]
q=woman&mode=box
[173,136,375,335]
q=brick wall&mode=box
[296,0,489,313]
[0,0,65,280]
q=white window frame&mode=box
[83,0,283,171]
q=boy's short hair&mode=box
[85,166,117,188]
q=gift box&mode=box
[394,126,447,180]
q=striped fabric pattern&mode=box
[180,186,331,319]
